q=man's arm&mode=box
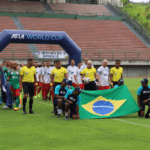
[19,75,23,92]
[74,75,78,83]
[137,95,141,108]
[81,74,84,81]
[39,74,41,83]
[50,74,54,83]
[121,74,123,79]
[34,74,37,83]
[110,74,113,83]
[65,73,68,79]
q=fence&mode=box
[0,8,113,17]
[0,49,150,61]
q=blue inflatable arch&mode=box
[0,30,81,65]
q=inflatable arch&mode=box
[0,30,81,65]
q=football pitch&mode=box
[0,78,150,150]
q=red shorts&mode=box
[43,83,50,90]
[72,83,84,90]
[37,82,43,87]
[98,86,110,90]
[10,86,20,97]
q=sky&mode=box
[131,0,150,3]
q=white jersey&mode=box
[39,67,45,82]
[36,67,41,82]
[67,65,78,82]
[97,66,109,86]
[80,64,94,70]
[74,68,82,84]
[42,66,53,84]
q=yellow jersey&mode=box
[110,67,123,82]
[51,67,68,83]
[80,67,96,82]
[20,66,36,83]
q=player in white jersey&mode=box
[67,59,78,89]
[73,61,84,89]
[38,61,46,100]
[34,62,41,98]
[96,59,111,90]
[42,60,53,101]
[80,57,94,70]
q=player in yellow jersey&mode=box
[80,60,97,90]
[110,60,123,87]
[20,58,37,114]
[50,60,68,113]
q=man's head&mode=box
[34,62,38,68]
[61,78,69,87]
[87,60,92,69]
[78,61,83,68]
[102,59,108,67]
[141,78,148,87]
[42,61,46,67]
[70,59,75,66]
[21,63,25,67]
[6,60,10,67]
[74,87,82,96]
[118,79,124,86]
[46,60,50,67]
[54,60,61,69]
[2,61,6,66]
[9,61,13,69]
[115,60,120,68]
[27,58,34,67]
[11,61,18,70]
[85,58,89,65]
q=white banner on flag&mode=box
[35,51,68,59]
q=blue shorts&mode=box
[53,99,58,107]
[140,101,148,111]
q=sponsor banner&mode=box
[35,51,68,59]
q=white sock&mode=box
[65,112,68,117]
[57,109,62,114]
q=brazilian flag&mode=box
[79,85,139,119]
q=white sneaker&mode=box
[19,104,22,108]
[3,105,8,108]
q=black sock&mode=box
[23,98,27,110]
[29,99,33,112]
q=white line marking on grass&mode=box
[113,118,150,127]
[36,101,53,106]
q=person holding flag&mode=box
[53,78,69,117]
[63,87,81,120]
[114,79,124,88]
[137,78,150,118]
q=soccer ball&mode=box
[14,107,19,111]
[84,77,90,84]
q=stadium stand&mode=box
[0,16,33,59]
[19,17,150,60]
[50,3,110,15]
[0,0,45,13]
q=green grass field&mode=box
[0,78,150,150]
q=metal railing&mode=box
[0,50,150,61]
[0,8,113,17]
